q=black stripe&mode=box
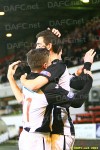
[43,137,45,150]
[63,135,66,150]
[35,105,53,132]
[66,108,75,136]
[52,106,64,134]
[24,127,30,132]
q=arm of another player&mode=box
[70,70,93,108]
[70,49,96,90]
[75,49,96,75]
[7,61,23,103]
[45,70,93,108]
[20,74,49,91]
[20,62,65,91]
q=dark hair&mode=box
[26,48,50,70]
[14,61,31,79]
[36,30,62,54]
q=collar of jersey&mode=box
[23,86,36,93]
[51,59,60,64]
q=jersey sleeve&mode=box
[40,62,66,82]
[44,86,70,105]
[70,74,93,108]
[45,73,92,108]
[70,71,91,90]
[56,74,92,109]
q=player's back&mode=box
[22,86,49,132]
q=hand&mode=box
[75,66,83,76]
[84,49,96,63]
[47,27,61,37]
[7,60,21,79]
[84,69,93,78]
[20,73,27,85]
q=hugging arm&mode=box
[69,74,93,108]
[44,72,93,108]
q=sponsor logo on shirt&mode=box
[67,91,74,98]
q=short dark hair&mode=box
[36,30,62,54]
[26,48,49,70]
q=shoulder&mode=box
[48,60,66,70]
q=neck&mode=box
[49,51,59,62]
[31,68,43,73]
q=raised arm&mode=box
[70,49,96,90]
[7,61,23,103]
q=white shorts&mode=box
[18,129,51,150]
[51,134,75,150]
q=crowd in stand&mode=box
[62,17,100,67]
[0,48,30,83]
[0,17,100,83]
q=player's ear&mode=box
[46,43,52,50]
[42,63,48,69]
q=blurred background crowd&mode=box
[0,17,100,83]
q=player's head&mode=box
[36,30,62,54]
[26,48,50,71]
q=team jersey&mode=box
[40,59,74,136]
[22,72,70,133]
[40,59,70,91]
[22,87,49,133]
[40,60,92,136]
